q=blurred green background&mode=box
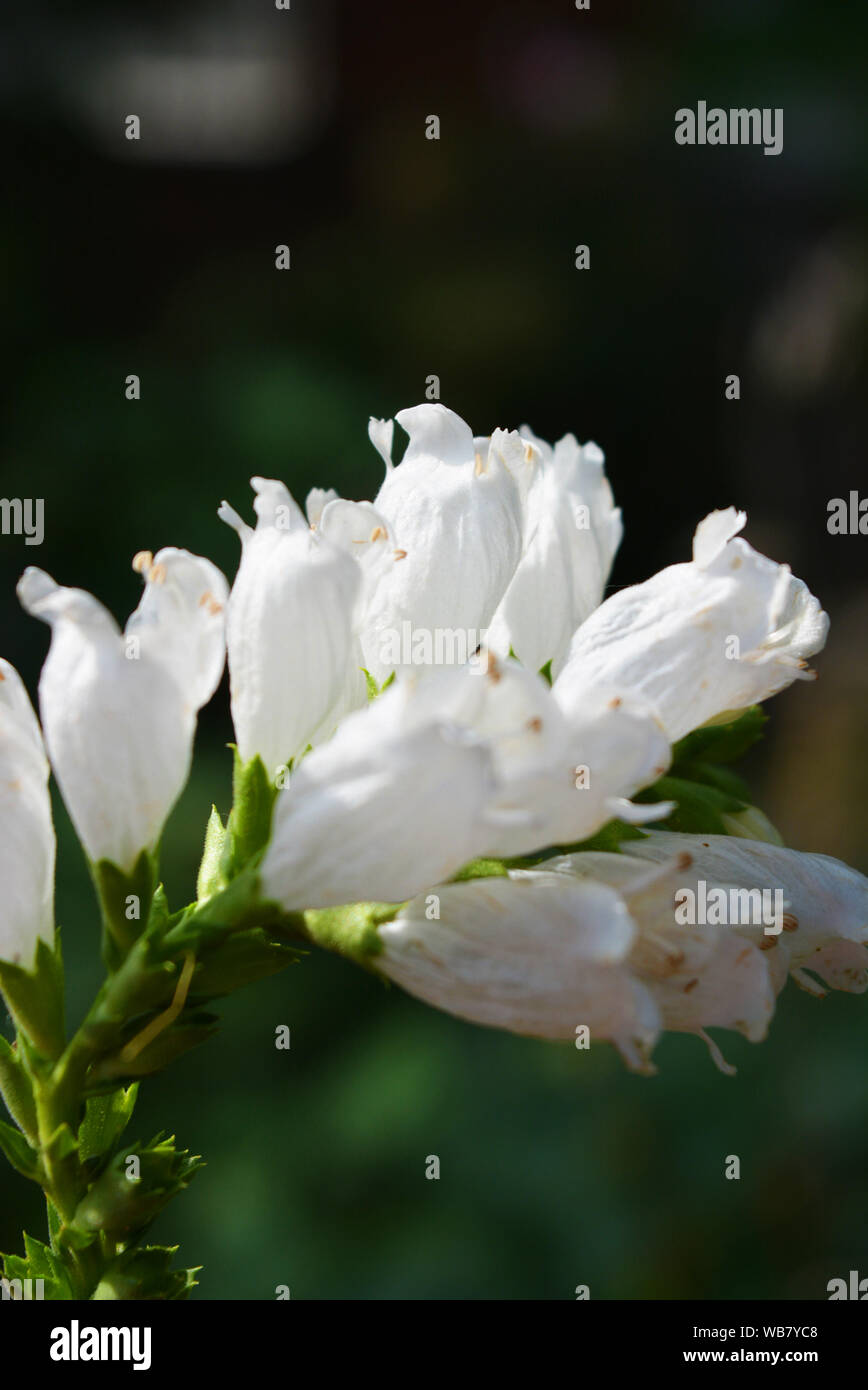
[1,0,867,1298]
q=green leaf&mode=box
[538,659,553,686]
[670,706,767,767]
[675,761,752,801]
[634,775,747,835]
[0,1034,37,1142]
[197,806,228,902]
[89,1015,220,1084]
[0,1117,40,1180]
[78,1084,139,1164]
[0,935,65,1059]
[189,929,300,1000]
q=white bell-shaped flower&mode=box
[18,549,227,872]
[0,660,55,965]
[260,676,496,909]
[358,405,524,683]
[219,477,362,778]
[621,832,868,998]
[440,656,673,858]
[377,870,660,1054]
[487,429,622,675]
[555,508,829,741]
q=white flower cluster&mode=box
[2,403,864,1069]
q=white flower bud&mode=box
[357,405,524,683]
[488,430,622,675]
[18,549,227,872]
[219,477,362,777]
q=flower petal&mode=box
[18,566,197,871]
[377,871,659,1045]
[261,679,495,908]
[555,508,829,740]
[0,660,55,965]
[488,432,622,674]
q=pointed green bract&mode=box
[221,750,278,879]
[0,1033,38,1142]
[73,1134,203,1238]
[0,1118,40,1181]
[92,1244,200,1301]
[2,1235,74,1299]
[92,850,157,968]
[0,935,65,1060]
[78,1085,139,1164]
[197,806,228,902]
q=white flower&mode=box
[620,831,868,998]
[428,655,674,858]
[0,660,55,966]
[487,429,622,675]
[260,675,496,909]
[377,871,659,1055]
[219,477,361,777]
[18,549,227,872]
[555,507,829,741]
[375,833,868,1073]
[357,405,524,683]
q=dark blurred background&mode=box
[1,0,867,1299]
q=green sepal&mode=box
[538,659,553,686]
[0,935,65,1060]
[78,1084,139,1164]
[74,1134,204,1238]
[450,858,510,882]
[92,1244,200,1301]
[197,806,228,902]
[0,1034,38,1142]
[92,850,157,968]
[221,750,278,879]
[362,668,395,700]
[144,884,171,940]
[89,1015,220,1084]
[634,775,747,835]
[189,929,301,1001]
[2,1237,75,1299]
[302,902,396,966]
